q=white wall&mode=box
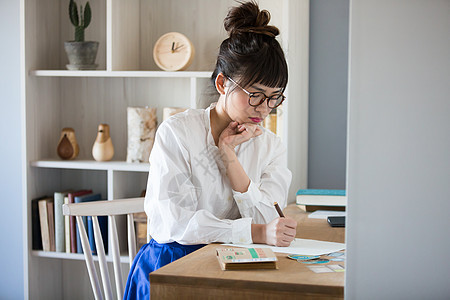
[346,0,450,298]
[0,0,24,299]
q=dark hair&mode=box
[211,1,288,92]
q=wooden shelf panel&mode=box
[30,70,212,78]
[31,159,149,172]
[31,250,130,264]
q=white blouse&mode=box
[145,103,292,245]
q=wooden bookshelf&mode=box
[21,0,309,298]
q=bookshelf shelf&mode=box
[31,159,150,172]
[31,250,130,264]
[30,70,212,78]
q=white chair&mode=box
[63,197,145,300]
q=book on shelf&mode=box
[38,198,55,252]
[74,193,108,255]
[64,196,71,253]
[87,213,108,255]
[47,200,55,252]
[296,189,347,212]
[216,248,278,270]
[31,195,49,250]
[68,190,92,253]
[54,191,70,252]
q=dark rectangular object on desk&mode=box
[327,216,346,227]
[303,205,346,212]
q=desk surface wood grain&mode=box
[150,204,345,299]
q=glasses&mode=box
[227,77,286,109]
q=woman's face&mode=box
[225,79,283,125]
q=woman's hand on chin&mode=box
[218,121,262,150]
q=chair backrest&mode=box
[63,197,145,300]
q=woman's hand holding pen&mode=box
[265,217,297,247]
[252,203,297,247]
[251,217,297,247]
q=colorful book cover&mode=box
[216,248,278,270]
[68,190,92,253]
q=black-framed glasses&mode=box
[227,77,286,109]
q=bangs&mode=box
[237,41,288,92]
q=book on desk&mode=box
[216,248,278,270]
[297,189,346,212]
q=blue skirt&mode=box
[123,239,206,300]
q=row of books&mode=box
[32,190,108,255]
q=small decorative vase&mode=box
[126,107,157,163]
[57,127,79,160]
[92,124,114,161]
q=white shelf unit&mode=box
[30,159,150,172]
[30,71,212,77]
[21,0,309,298]
[31,249,130,264]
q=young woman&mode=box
[124,1,297,298]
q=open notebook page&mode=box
[222,238,345,256]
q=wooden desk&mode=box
[150,204,345,299]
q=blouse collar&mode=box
[204,102,217,148]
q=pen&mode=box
[274,202,285,218]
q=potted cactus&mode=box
[64,0,99,70]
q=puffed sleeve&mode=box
[232,136,292,224]
[145,120,253,245]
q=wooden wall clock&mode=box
[153,32,195,71]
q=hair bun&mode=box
[224,1,279,38]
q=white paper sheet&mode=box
[222,238,345,255]
[308,210,347,219]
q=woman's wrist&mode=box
[251,224,266,244]
[218,140,235,152]
[219,143,237,166]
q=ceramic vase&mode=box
[126,107,157,163]
[92,124,114,161]
[57,127,79,160]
